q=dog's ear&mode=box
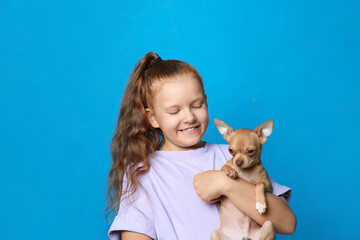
[214,119,234,142]
[255,120,274,144]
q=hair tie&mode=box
[150,57,162,68]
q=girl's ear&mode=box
[146,108,160,128]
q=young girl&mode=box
[107,52,296,240]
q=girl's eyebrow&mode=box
[190,97,205,105]
[192,97,205,103]
[164,97,204,109]
[164,104,180,110]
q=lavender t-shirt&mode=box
[108,143,291,240]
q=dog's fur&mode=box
[212,119,275,240]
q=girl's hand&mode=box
[193,170,230,203]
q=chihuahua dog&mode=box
[212,119,275,240]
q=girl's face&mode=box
[146,73,209,151]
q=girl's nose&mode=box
[183,109,197,123]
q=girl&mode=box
[107,52,296,240]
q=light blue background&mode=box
[1,0,359,239]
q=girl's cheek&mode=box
[198,108,209,118]
[167,115,181,124]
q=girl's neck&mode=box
[160,141,206,151]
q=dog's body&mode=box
[212,119,276,240]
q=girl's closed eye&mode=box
[193,103,202,108]
[193,101,204,108]
[168,109,180,115]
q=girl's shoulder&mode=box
[206,142,231,159]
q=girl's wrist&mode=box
[222,176,249,198]
[220,172,236,197]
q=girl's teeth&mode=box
[183,127,195,132]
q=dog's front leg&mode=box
[255,182,267,215]
[221,159,238,179]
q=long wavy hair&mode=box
[107,52,205,219]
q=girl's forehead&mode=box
[150,74,205,105]
[152,73,202,94]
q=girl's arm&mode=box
[122,231,153,240]
[193,170,297,235]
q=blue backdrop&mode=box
[1,0,359,239]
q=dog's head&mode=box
[214,119,274,169]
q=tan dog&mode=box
[212,119,275,240]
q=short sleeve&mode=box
[108,185,156,240]
[269,177,292,202]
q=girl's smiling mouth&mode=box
[179,125,200,133]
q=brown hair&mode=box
[107,52,205,219]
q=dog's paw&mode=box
[221,165,238,179]
[227,170,238,179]
[256,202,267,215]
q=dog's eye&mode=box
[228,149,234,154]
[247,149,255,154]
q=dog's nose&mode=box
[235,160,243,167]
